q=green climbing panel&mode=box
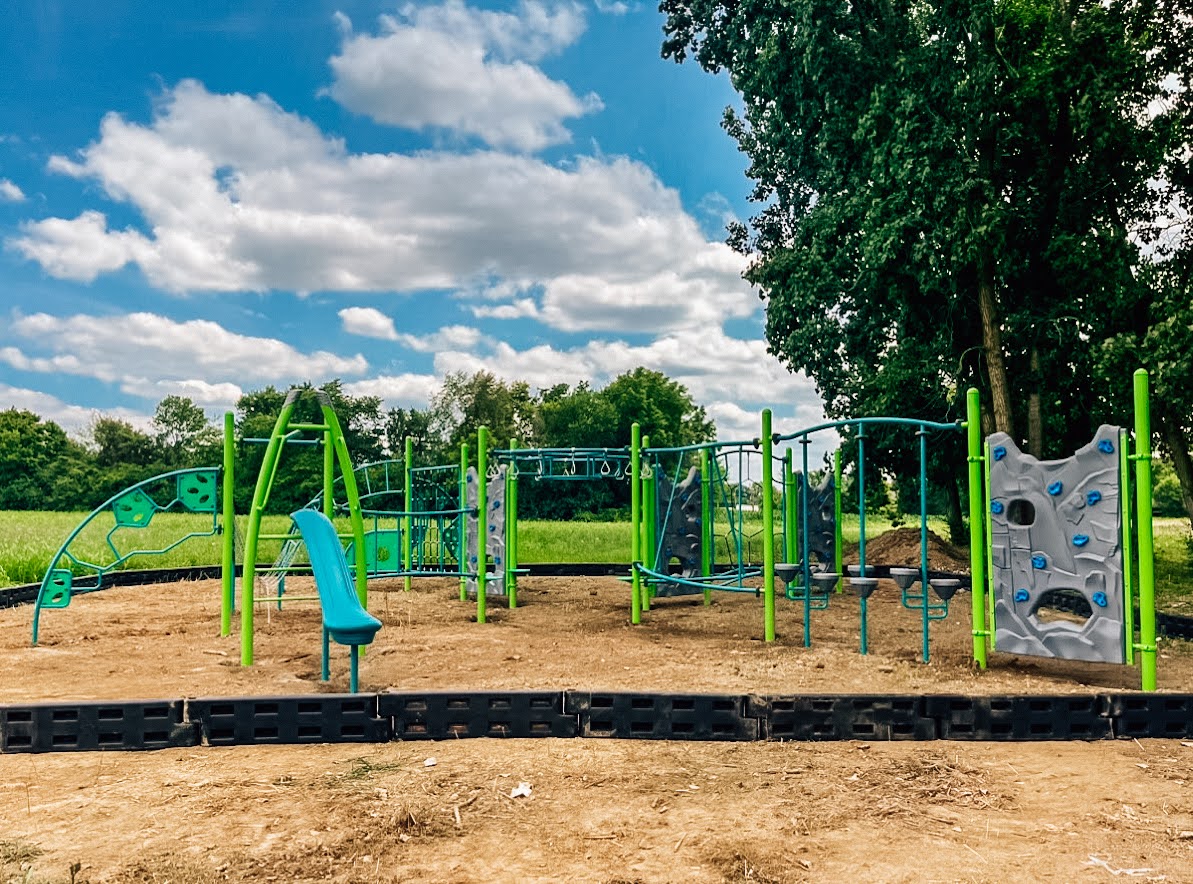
[178,470,218,512]
[112,488,157,528]
[42,570,73,608]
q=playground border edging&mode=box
[4,691,1193,754]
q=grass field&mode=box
[1,510,1190,610]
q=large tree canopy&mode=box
[661,0,1191,523]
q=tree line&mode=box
[0,368,714,519]
[661,0,1193,532]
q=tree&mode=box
[431,371,538,452]
[0,410,75,509]
[602,367,715,449]
[661,0,1183,458]
[152,395,220,467]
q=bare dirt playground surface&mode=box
[4,556,1193,882]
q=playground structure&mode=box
[29,372,1159,692]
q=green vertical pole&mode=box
[459,441,469,602]
[701,448,712,606]
[642,434,653,611]
[220,411,235,637]
[404,437,414,593]
[1133,369,1156,691]
[323,424,334,519]
[762,409,776,642]
[507,438,519,608]
[323,400,368,610]
[783,449,797,565]
[631,423,642,624]
[477,426,489,624]
[966,387,988,669]
[833,449,843,592]
[241,398,297,666]
[1120,429,1135,665]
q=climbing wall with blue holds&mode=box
[465,466,507,597]
[652,467,704,597]
[798,471,836,569]
[988,426,1126,663]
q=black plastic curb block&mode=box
[1106,694,1193,739]
[189,695,392,746]
[566,693,759,740]
[749,695,936,741]
[380,692,578,739]
[0,700,198,753]
[923,695,1111,740]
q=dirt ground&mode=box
[3,563,1193,882]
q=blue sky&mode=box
[0,0,822,445]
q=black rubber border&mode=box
[5,691,1193,753]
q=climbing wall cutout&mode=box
[652,467,704,598]
[988,426,1126,664]
[797,471,836,568]
[465,466,507,597]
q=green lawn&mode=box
[1,511,1190,615]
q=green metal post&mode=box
[508,438,519,608]
[220,411,235,637]
[1120,429,1135,665]
[404,437,414,593]
[323,401,367,610]
[631,423,642,624]
[323,424,334,519]
[1133,369,1156,691]
[701,448,712,606]
[762,410,776,642]
[476,426,489,624]
[966,387,989,669]
[241,398,296,666]
[833,449,843,592]
[459,441,469,601]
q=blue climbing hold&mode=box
[492,500,501,509]
[1073,534,1089,547]
[1047,481,1063,496]
[466,474,474,483]
[1031,554,1047,569]
[470,555,478,563]
[494,556,502,565]
[1086,490,1102,506]
[993,446,1007,462]
[991,501,1005,515]
[1014,588,1030,603]
[1098,439,1115,454]
[1092,591,1108,608]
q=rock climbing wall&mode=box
[651,467,704,597]
[465,466,507,598]
[797,471,836,569]
[988,426,1126,664]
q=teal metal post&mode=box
[762,410,776,642]
[404,437,414,593]
[966,388,989,668]
[918,425,931,663]
[856,424,868,655]
[1133,370,1156,691]
[631,423,642,624]
[700,448,712,605]
[507,438,519,608]
[477,426,489,623]
[833,449,843,592]
[220,411,235,637]
[642,434,652,611]
[783,449,797,565]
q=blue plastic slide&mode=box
[290,510,382,691]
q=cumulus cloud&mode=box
[342,373,441,407]
[11,80,755,334]
[1,312,367,405]
[0,178,24,201]
[339,306,399,340]
[328,1,597,151]
[394,325,484,353]
[0,383,150,433]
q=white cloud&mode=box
[469,297,540,320]
[395,325,484,353]
[2,312,367,399]
[11,80,755,333]
[593,0,629,13]
[342,373,441,407]
[0,178,24,201]
[339,306,398,340]
[0,383,150,433]
[328,1,597,151]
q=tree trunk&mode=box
[946,475,965,547]
[1027,343,1042,457]
[978,244,1014,437]
[1158,414,1193,533]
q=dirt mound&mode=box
[842,527,970,573]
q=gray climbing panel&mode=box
[465,466,507,598]
[652,467,704,597]
[797,471,836,568]
[988,426,1126,664]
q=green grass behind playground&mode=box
[1,510,1190,613]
